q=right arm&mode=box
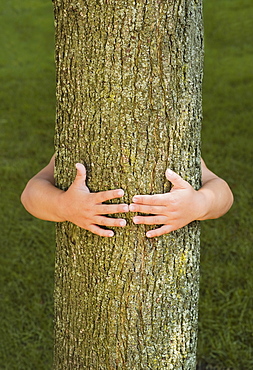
[21,155,129,237]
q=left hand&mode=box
[129,169,204,238]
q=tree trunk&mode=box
[53,0,203,369]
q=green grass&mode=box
[0,1,55,368]
[197,0,253,368]
[0,0,252,368]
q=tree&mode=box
[53,0,203,368]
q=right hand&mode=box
[57,163,129,237]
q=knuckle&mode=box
[169,195,177,205]
[146,217,154,225]
[150,206,158,214]
[134,205,140,212]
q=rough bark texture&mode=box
[53,1,203,369]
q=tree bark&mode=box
[53,0,203,369]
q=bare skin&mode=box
[129,159,234,237]
[21,156,233,238]
[21,155,128,237]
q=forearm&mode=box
[196,177,234,221]
[21,177,65,222]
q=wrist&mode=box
[195,188,215,221]
[54,190,69,222]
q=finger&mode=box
[96,204,129,214]
[165,169,189,189]
[133,215,167,225]
[95,189,125,203]
[74,163,87,186]
[146,225,173,238]
[129,203,166,214]
[95,216,127,228]
[88,224,115,237]
[132,194,169,206]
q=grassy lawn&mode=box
[0,1,55,368]
[197,0,253,368]
[0,0,252,368]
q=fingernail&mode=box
[75,163,82,170]
[108,231,114,237]
[119,220,126,227]
[146,231,152,238]
[132,196,139,202]
[129,204,135,212]
[166,169,174,176]
[123,205,129,212]
[117,189,124,197]
[133,216,139,224]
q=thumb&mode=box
[74,163,87,186]
[165,169,189,189]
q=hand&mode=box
[129,169,205,238]
[58,163,129,237]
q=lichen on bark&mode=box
[53,1,204,369]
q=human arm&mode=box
[21,155,129,237]
[129,158,234,238]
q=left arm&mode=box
[129,158,234,238]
